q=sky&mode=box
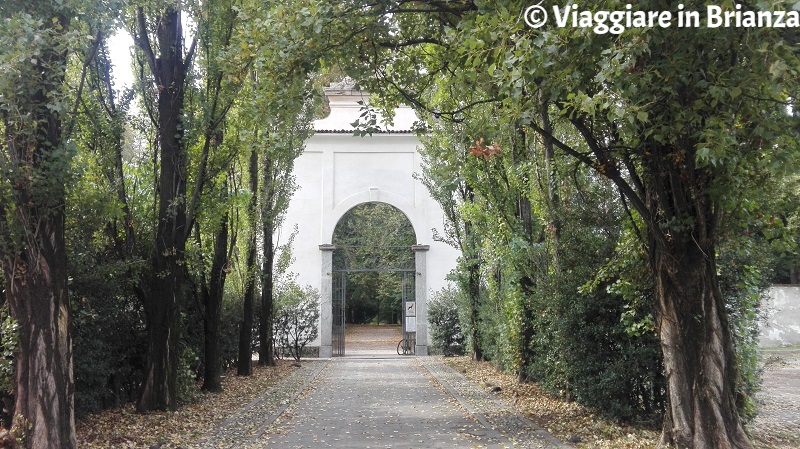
[107,29,135,91]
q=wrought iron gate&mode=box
[332,271,346,357]
[331,269,415,356]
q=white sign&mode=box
[405,301,416,316]
[406,316,416,332]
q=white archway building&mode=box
[279,81,459,357]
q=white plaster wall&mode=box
[760,285,800,347]
[281,150,323,289]
[278,95,460,352]
[283,132,459,293]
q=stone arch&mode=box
[320,197,429,357]
[324,190,421,245]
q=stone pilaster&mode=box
[412,244,430,356]
[319,244,335,358]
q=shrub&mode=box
[70,260,147,418]
[0,303,17,427]
[0,305,17,397]
[428,286,465,356]
[273,284,320,361]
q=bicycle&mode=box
[397,337,416,355]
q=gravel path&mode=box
[189,361,326,449]
[255,357,509,448]
[421,357,572,449]
[753,349,800,447]
[345,324,403,356]
[188,335,800,449]
[190,356,569,449]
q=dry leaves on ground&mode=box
[76,362,298,449]
[447,355,800,449]
[444,357,660,449]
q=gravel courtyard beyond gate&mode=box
[345,324,403,355]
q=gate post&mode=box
[319,244,335,358]
[412,244,430,356]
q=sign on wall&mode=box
[405,301,416,316]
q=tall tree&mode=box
[132,3,196,412]
[188,0,251,392]
[256,111,311,366]
[232,0,320,366]
[417,126,485,360]
[0,0,102,446]
[196,178,233,392]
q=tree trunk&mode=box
[653,235,752,449]
[540,98,561,266]
[258,214,276,367]
[632,144,754,448]
[238,146,259,376]
[0,12,76,448]
[237,239,257,375]
[136,7,190,412]
[138,265,183,411]
[461,184,484,362]
[2,242,75,449]
[514,124,536,382]
[92,36,136,259]
[518,275,535,383]
[202,209,229,392]
[466,255,483,362]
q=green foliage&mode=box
[0,0,795,439]
[758,173,800,284]
[525,175,665,423]
[71,274,147,418]
[717,219,777,423]
[0,304,18,396]
[217,294,248,371]
[177,345,200,405]
[273,284,320,361]
[333,202,416,270]
[428,286,465,356]
[67,115,149,417]
[418,109,667,421]
[322,2,800,438]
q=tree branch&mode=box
[374,67,497,121]
[135,8,159,85]
[378,38,442,48]
[64,29,103,141]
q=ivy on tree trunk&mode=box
[0,11,76,449]
[238,146,259,376]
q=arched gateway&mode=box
[279,80,459,357]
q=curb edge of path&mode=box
[246,360,329,443]
[196,360,329,448]
[420,357,574,449]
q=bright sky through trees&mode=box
[107,29,134,90]
[106,10,195,93]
